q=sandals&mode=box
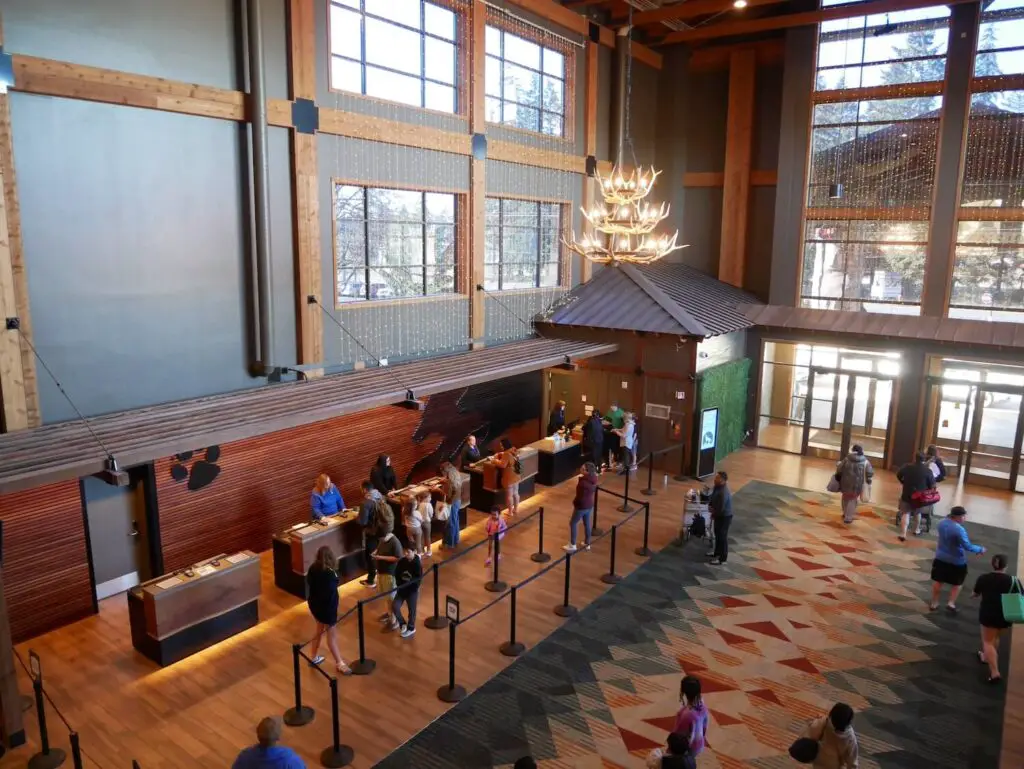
[337,663,353,676]
[978,650,987,665]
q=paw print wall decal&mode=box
[170,446,222,491]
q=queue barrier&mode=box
[640,443,686,496]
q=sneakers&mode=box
[583,544,591,552]
[309,655,325,666]
[914,528,922,536]
[401,626,416,639]
[485,558,492,566]
[378,613,391,623]
[563,544,577,553]
[384,619,400,632]
[709,559,725,566]
[706,549,716,557]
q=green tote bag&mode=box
[1001,576,1024,624]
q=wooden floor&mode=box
[4,447,1024,769]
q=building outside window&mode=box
[329,0,459,113]
[484,198,562,290]
[334,183,457,303]
[484,24,567,136]
[801,1,951,315]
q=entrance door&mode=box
[921,377,976,479]
[82,475,149,600]
[802,368,895,464]
[965,385,1024,490]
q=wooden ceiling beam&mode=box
[632,0,788,27]
[659,0,977,44]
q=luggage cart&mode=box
[681,488,713,546]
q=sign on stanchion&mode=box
[424,563,449,630]
[530,506,550,563]
[319,678,354,768]
[27,651,66,769]
[437,597,466,703]
[284,644,315,726]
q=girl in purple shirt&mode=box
[673,676,709,755]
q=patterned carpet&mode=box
[375,481,1017,769]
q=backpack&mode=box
[373,497,394,536]
[690,513,706,539]
[513,456,523,475]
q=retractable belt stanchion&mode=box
[617,470,634,513]
[424,563,449,630]
[553,552,577,617]
[437,622,467,703]
[284,643,315,726]
[319,677,354,768]
[349,601,376,676]
[635,502,653,556]
[641,452,657,496]
[69,733,82,769]
[28,660,65,769]
[601,525,622,584]
[499,586,525,657]
[591,490,604,537]
[485,533,508,593]
[530,506,550,563]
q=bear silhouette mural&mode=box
[170,446,222,491]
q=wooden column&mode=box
[580,40,599,284]
[468,0,487,347]
[0,16,38,430]
[0,567,23,748]
[718,48,756,289]
[287,0,324,372]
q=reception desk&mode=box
[272,511,363,599]
[127,552,260,666]
[528,437,582,486]
[466,448,539,511]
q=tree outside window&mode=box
[484,198,562,290]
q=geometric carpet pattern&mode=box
[375,481,1017,769]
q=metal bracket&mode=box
[471,133,488,161]
[588,22,601,44]
[292,98,319,134]
[585,155,597,177]
[5,317,19,331]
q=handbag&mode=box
[826,476,840,493]
[435,501,450,522]
[788,737,819,763]
[860,484,872,503]
[1002,576,1024,624]
[910,488,940,508]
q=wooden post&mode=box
[0,14,38,430]
[0,568,25,748]
[580,40,599,285]
[467,0,487,348]
[287,0,324,374]
[718,49,755,289]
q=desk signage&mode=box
[445,595,460,624]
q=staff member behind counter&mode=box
[310,473,345,520]
[460,435,483,469]
[370,454,398,495]
[547,400,567,436]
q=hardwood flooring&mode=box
[3,448,1023,769]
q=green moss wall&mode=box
[698,358,751,462]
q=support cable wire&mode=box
[475,284,535,333]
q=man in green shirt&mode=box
[605,401,625,430]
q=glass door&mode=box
[802,369,895,463]
[922,377,975,479]
[802,369,844,458]
[965,385,1024,489]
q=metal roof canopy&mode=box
[0,336,617,494]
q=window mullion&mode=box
[535,203,542,288]
[363,188,371,301]
[422,193,428,297]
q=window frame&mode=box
[483,195,568,292]
[332,179,463,306]
[326,0,469,117]
[483,12,576,140]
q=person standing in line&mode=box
[390,546,422,638]
[930,505,985,612]
[304,546,352,675]
[415,489,433,558]
[708,471,733,566]
[547,399,567,435]
[604,401,626,466]
[673,676,709,757]
[310,473,345,520]
[371,511,402,623]
[494,439,522,517]
[358,480,383,588]
[404,498,424,556]
[896,451,936,541]
[926,444,947,483]
[583,409,605,467]
[801,703,859,769]
[232,717,306,769]
[972,553,1014,684]
[564,462,598,553]
[614,412,638,474]
[645,732,697,769]
[370,454,398,496]
[485,505,507,567]
[460,434,482,469]
[440,460,464,549]
[836,444,873,524]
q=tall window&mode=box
[329,0,459,113]
[485,25,567,136]
[950,0,1024,322]
[334,184,457,303]
[801,2,950,315]
[484,198,562,290]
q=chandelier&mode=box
[564,165,686,266]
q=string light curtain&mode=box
[950,0,1024,323]
[325,0,471,366]
[801,0,951,315]
[482,4,578,344]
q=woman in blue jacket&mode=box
[311,473,345,519]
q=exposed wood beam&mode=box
[804,206,930,221]
[634,0,787,26]
[287,0,323,373]
[719,49,756,288]
[972,73,1024,92]
[957,207,1024,222]
[813,80,942,103]
[660,0,977,44]
[689,39,784,72]
[469,0,487,347]
[489,140,588,174]
[318,107,472,155]
[684,169,777,187]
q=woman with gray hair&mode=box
[835,445,873,524]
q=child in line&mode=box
[485,505,507,567]
[415,490,434,558]
[405,499,424,556]
[391,546,422,638]
[371,530,403,624]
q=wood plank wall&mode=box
[154,375,542,571]
[0,481,93,641]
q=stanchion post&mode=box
[436,622,467,702]
[28,674,66,769]
[319,677,354,768]
[499,586,526,657]
[635,502,653,556]
[601,525,622,584]
[485,534,508,592]
[641,452,657,496]
[591,487,604,537]
[349,602,376,676]
[530,506,551,563]
[69,733,82,769]
[618,469,634,513]
[284,643,315,726]
[674,442,689,482]
[553,553,578,617]
[424,563,449,630]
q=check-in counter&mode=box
[127,551,260,666]
[465,447,539,511]
[271,511,363,599]
[527,436,583,486]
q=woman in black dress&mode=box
[370,454,398,495]
[306,546,352,675]
[972,553,1014,684]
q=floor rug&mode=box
[375,480,1017,769]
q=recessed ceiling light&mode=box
[734,0,748,7]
